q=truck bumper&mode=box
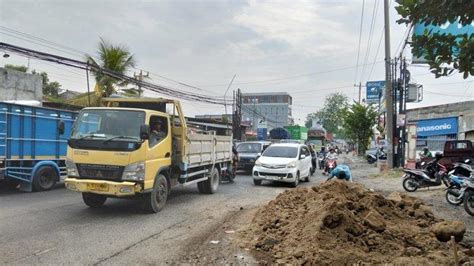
[64,178,142,197]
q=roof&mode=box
[269,143,304,148]
[242,92,291,96]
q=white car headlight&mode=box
[122,161,145,181]
[254,160,262,166]
[286,161,297,168]
[66,159,79,177]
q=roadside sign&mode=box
[415,117,458,137]
[366,81,385,104]
[257,128,267,140]
[413,21,474,64]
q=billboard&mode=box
[416,117,458,137]
[366,81,385,104]
[413,21,474,64]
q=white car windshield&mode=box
[237,143,261,153]
[262,146,298,158]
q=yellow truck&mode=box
[64,98,232,213]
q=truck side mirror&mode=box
[58,120,65,135]
[140,124,150,140]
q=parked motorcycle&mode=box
[462,178,474,216]
[402,153,449,192]
[445,160,473,205]
[367,153,377,164]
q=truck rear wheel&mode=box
[198,168,219,194]
[143,174,169,213]
[82,193,107,208]
[32,166,58,191]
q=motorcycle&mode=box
[325,158,337,173]
[445,161,472,205]
[367,153,377,164]
[317,154,325,170]
[462,178,474,216]
[402,158,449,192]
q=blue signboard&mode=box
[413,21,474,63]
[416,117,458,137]
[257,128,267,141]
[366,81,385,104]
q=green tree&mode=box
[4,64,27,72]
[342,103,378,155]
[396,0,474,78]
[86,38,136,97]
[305,93,348,137]
[31,70,63,97]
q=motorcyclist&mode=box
[327,164,352,182]
[419,147,433,159]
[326,148,338,160]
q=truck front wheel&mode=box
[82,193,107,208]
[198,168,219,194]
[143,174,169,213]
[33,166,58,191]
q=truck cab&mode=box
[65,98,232,213]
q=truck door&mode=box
[144,115,172,190]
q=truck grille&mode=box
[77,164,124,181]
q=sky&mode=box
[1,0,473,125]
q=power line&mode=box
[0,42,231,105]
[367,27,384,81]
[0,26,225,98]
[360,0,378,82]
[354,0,366,84]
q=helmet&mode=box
[435,152,443,161]
[423,147,429,152]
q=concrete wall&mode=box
[0,68,43,101]
[406,101,474,140]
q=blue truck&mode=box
[0,102,77,191]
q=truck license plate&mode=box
[86,183,109,192]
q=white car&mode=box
[252,143,313,187]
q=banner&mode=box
[416,117,458,137]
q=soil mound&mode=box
[242,180,471,264]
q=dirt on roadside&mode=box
[239,180,473,265]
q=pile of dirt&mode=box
[241,180,471,264]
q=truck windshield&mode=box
[71,110,145,141]
[263,146,298,158]
[237,143,261,153]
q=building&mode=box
[59,89,82,100]
[241,92,293,131]
[406,100,474,152]
[0,67,43,101]
[194,114,233,123]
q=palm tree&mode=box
[86,38,136,97]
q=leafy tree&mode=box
[86,38,136,97]
[305,93,348,137]
[396,0,474,78]
[342,103,378,155]
[121,88,142,97]
[4,64,27,72]
[31,70,63,97]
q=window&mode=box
[149,116,169,148]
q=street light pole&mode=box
[384,0,394,168]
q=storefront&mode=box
[415,117,458,152]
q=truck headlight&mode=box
[66,159,79,177]
[254,160,262,166]
[286,161,297,168]
[122,161,145,181]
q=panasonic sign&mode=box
[416,117,458,137]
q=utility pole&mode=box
[134,70,149,97]
[358,82,362,103]
[353,82,364,103]
[384,0,394,168]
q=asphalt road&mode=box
[0,172,324,264]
